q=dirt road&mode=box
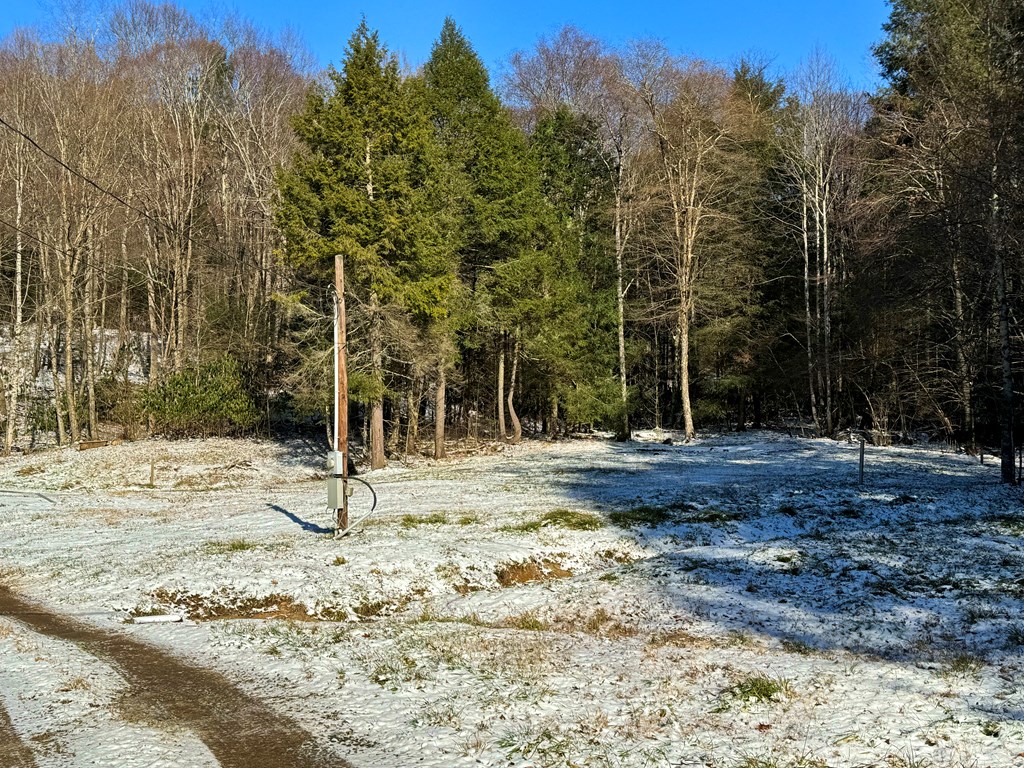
[0,587,346,768]
[0,697,36,768]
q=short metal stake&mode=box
[859,439,865,485]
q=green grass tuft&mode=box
[540,508,604,530]
[608,505,674,528]
[203,538,257,555]
[502,508,605,533]
[940,654,983,679]
[723,673,793,705]
[500,519,544,533]
[401,512,449,529]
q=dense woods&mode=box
[1,1,1022,480]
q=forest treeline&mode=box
[0,1,1022,480]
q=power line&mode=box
[0,113,295,282]
[0,212,328,318]
[0,114,336,301]
[0,114,185,249]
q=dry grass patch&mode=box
[496,557,573,587]
[939,653,984,679]
[599,549,635,564]
[435,562,485,595]
[56,676,89,692]
[148,588,314,621]
[76,506,146,526]
[201,538,259,555]
[715,673,794,712]
[351,595,417,619]
[579,607,636,638]
[500,610,551,631]
[540,508,604,530]
[29,731,69,756]
[646,628,718,650]
[499,509,602,533]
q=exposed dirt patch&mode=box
[496,558,573,587]
[0,698,36,767]
[598,548,636,564]
[149,589,315,621]
[0,587,343,768]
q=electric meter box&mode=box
[326,451,345,475]
[327,475,354,509]
[327,475,342,509]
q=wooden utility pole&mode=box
[335,253,349,531]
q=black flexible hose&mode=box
[347,475,378,512]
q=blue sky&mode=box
[1,0,892,90]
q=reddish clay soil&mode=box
[0,587,347,768]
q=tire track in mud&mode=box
[0,697,36,768]
[0,587,347,768]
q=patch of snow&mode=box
[0,431,1022,766]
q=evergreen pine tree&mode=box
[277,21,454,467]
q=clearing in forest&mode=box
[0,431,1021,767]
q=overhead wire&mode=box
[0,114,241,265]
[0,113,323,295]
[0,213,156,308]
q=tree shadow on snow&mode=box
[551,436,1023,717]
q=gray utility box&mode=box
[326,451,346,474]
[327,475,353,509]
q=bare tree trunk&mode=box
[614,184,630,440]
[145,274,158,383]
[117,236,130,380]
[821,177,834,435]
[547,391,559,439]
[83,231,98,438]
[62,272,79,445]
[991,167,1015,484]
[507,331,522,444]
[497,339,507,441]
[386,412,401,455]
[38,242,64,446]
[653,327,662,430]
[950,247,974,447]
[679,306,695,441]
[434,367,446,459]
[405,378,420,455]
[996,252,1014,483]
[4,163,25,454]
[48,325,67,447]
[802,190,819,430]
[368,291,386,469]
[144,242,160,435]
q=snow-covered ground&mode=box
[0,431,1022,767]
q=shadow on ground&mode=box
[268,503,334,535]
[548,437,1023,710]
